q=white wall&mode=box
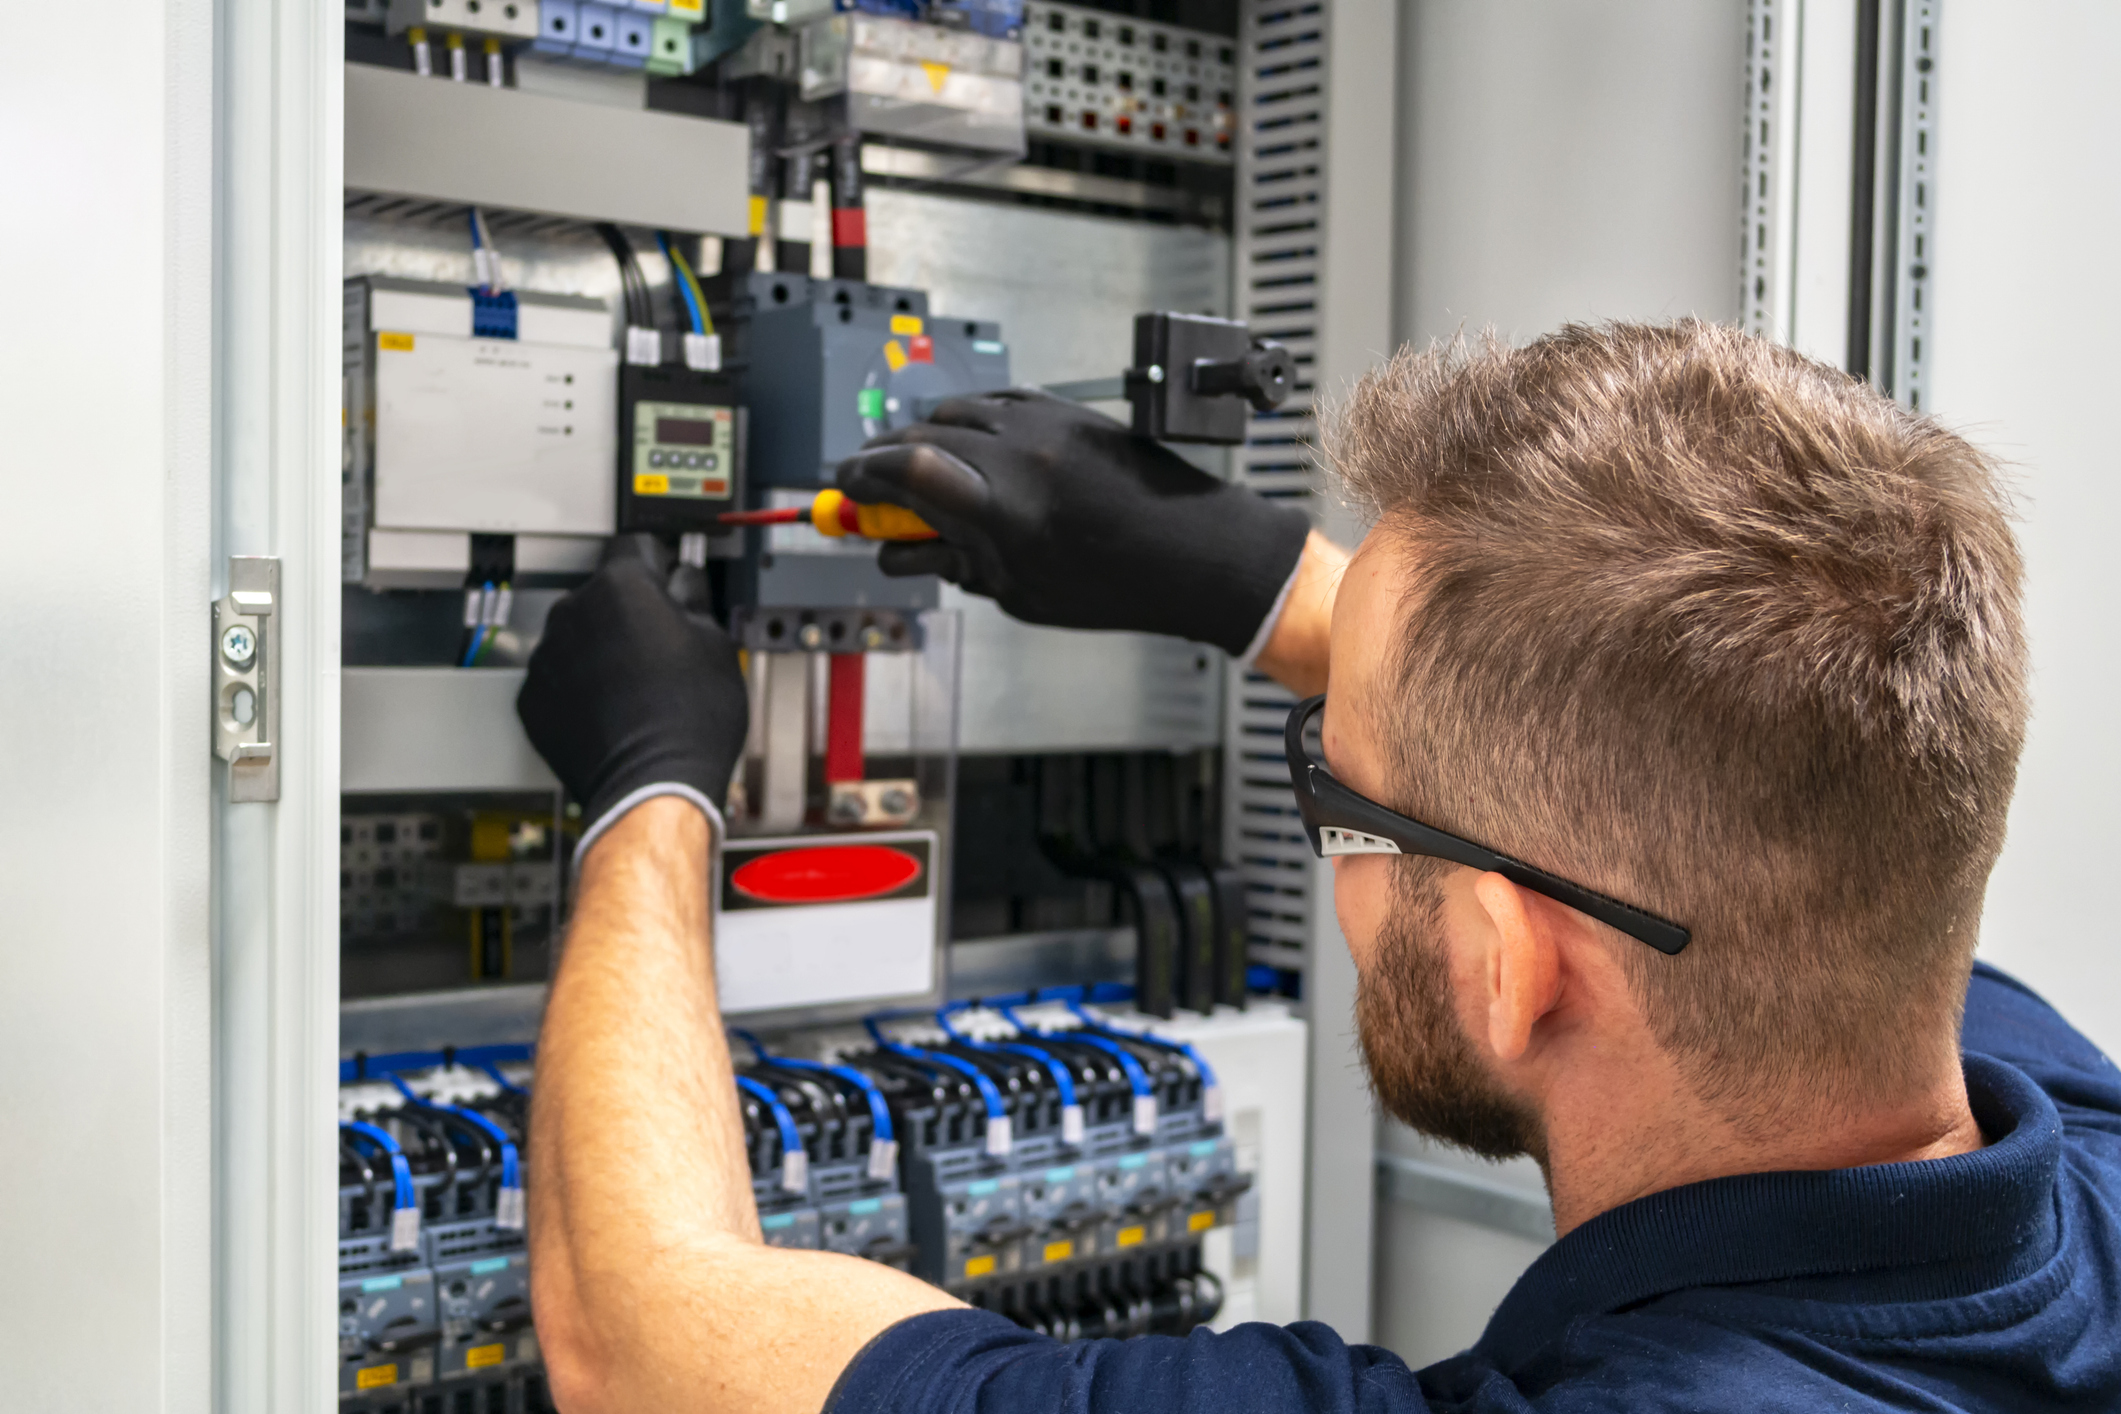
[1926,5,2121,1058]
[1372,0,1747,1364]
[0,0,214,1407]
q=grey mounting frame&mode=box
[212,556,281,802]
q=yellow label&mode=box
[963,1254,997,1278]
[882,339,909,372]
[920,60,951,93]
[465,1342,507,1371]
[1042,1240,1074,1264]
[889,314,924,336]
[1116,1225,1145,1249]
[748,195,768,237]
[377,332,415,352]
[667,0,703,15]
[1188,1210,1216,1233]
[634,473,670,495]
[355,1364,399,1391]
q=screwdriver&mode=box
[717,488,938,541]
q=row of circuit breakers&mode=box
[337,994,1249,1411]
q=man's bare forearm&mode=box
[530,797,958,1414]
[1253,530,1347,697]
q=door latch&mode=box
[212,556,280,802]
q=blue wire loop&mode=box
[732,1031,893,1144]
[937,1005,1083,1111]
[1064,997,1221,1092]
[389,1073,524,1220]
[998,1001,1153,1099]
[864,1015,1014,1157]
[735,1075,809,1192]
[342,1120,417,1213]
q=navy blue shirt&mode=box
[829,964,2121,1411]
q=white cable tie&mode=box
[462,588,483,628]
[390,1205,423,1252]
[494,1186,526,1231]
[985,1114,1013,1158]
[683,332,722,371]
[1203,1084,1225,1124]
[1061,1104,1086,1145]
[477,583,498,627]
[1133,1094,1159,1136]
[866,1138,899,1182]
[490,584,514,628]
[626,325,664,366]
[781,1147,809,1195]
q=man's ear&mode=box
[1471,873,1563,1062]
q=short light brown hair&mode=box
[1326,321,2028,1121]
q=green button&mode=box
[857,387,886,420]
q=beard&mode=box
[1355,863,1546,1163]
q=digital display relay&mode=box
[615,364,745,536]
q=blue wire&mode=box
[863,1017,1009,1122]
[998,1002,1154,1100]
[342,1120,417,1213]
[656,231,706,336]
[461,581,494,667]
[390,1074,522,1198]
[732,1031,893,1144]
[936,1005,1080,1113]
[735,1075,808,1189]
[1063,997,1221,1093]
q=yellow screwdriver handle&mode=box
[810,488,938,541]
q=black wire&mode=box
[595,222,651,328]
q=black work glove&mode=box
[517,535,749,860]
[835,389,1311,657]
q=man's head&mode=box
[1319,321,2028,1161]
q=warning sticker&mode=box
[889,314,924,336]
[1042,1240,1074,1264]
[634,473,669,495]
[355,1364,399,1391]
[377,332,414,352]
[1188,1210,1216,1233]
[883,339,908,372]
[1115,1225,1145,1249]
[465,1342,507,1371]
[964,1254,997,1278]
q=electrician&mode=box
[514,321,2121,1413]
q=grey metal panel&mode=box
[344,63,750,233]
[946,589,1223,753]
[342,667,559,793]
[1375,1155,1557,1246]
[861,188,1231,752]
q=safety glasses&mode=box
[1283,695,1690,955]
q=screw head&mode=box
[860,625,886,649]
[828,794,865,824]
[1146,363,1166,383]
[879,788,914,816]
[221,623,257,668]
[798,622,825,650]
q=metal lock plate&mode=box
[212,556,280,802]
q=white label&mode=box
[462,587,482,627]
[1061,1104,1085,1145]
[1203,1084,1224,1124]
[1133,1094,1159,1136]
[489,584,514,627]
[494,1186,526,1231]
[866,1138,899,1182]
[985,1114,1013,1158]
[781,1147,809,1195]
[390,1206,422,1252]
[683,332,722,372]
[625,326,663,366]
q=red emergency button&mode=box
[731,844,922,905]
